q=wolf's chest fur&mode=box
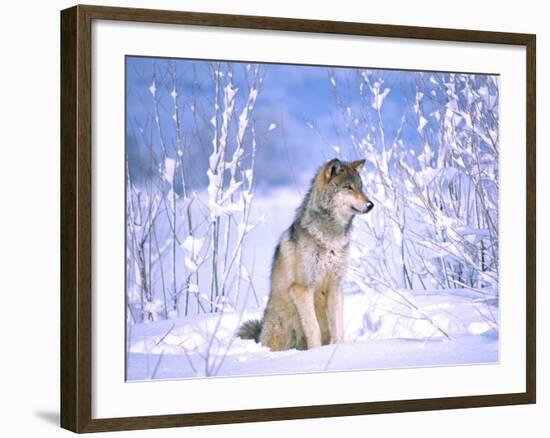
[304,234,349,285]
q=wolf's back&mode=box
[238,319,262,343]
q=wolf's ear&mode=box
[350,159,366,171]
[324,158,343,181]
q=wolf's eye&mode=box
[344,184,353,191]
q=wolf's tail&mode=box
[238,319,262,343]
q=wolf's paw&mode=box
[307,334,322,349]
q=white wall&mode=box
[0,0,545,436]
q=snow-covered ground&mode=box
[127,287,498,381]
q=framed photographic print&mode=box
[60,4,536,433]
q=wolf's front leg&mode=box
[290,284,322,349]
[327,286,344,344]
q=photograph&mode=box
[125,56,500,381]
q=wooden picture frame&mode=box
[60,4,536,433]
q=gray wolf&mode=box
[239,158,373,351]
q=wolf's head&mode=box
[321,158,374,217]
